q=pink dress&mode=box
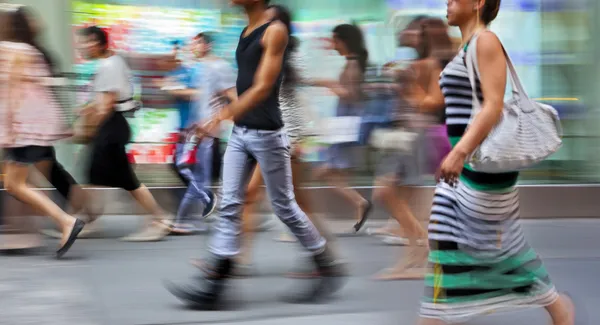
[0,42,71,148]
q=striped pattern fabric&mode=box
[439,48,518,191]
[420,181,558,323]
[280,50,309,146]
[0,42,71,148]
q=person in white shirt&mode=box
[80,26,171,242]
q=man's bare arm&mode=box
[222,87,238,102]
[217,22,288,121]
[166,88,198,99]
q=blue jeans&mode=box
[174,138,213,223]
[210,126,325,257]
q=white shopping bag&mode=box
[314,116,362,144]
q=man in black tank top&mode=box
[165,0,345,307]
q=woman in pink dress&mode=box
[0,5,84,258]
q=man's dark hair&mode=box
[80,26,109,48]
[265,0,272,5]
[195,32,215,46]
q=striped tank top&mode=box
[439,45,518,191]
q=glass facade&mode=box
[5,0,597,186]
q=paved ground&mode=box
[1,217,599,325]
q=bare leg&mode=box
[314,167,368,225]
[293,158,338,255]
[4,161,77,248]
[545,294,575,325]
[67,185,99,222]
[129,184,167,224]
[373,178,427,280]
[120,185,170,241]
[238,166,264,266]
[285,157,344,278]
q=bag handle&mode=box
[465,31,536,116]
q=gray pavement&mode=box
[1,217,599,325]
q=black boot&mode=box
[165,255,233,309]
[282,246,348,303]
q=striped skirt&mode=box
[420,181,558,324]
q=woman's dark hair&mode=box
[480,0,501,25]
[332,24,368,73]
[422,18,453,61]
[402,16,428,59]
[268,4,298,85]
[3,5,35,46]
[12,6,59,75]
[401,16,452,63]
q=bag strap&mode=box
[465,31,535,116]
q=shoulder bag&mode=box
[464,32,562,173]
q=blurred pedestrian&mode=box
[16,6,100,240]
[311,23,372,233]
[0,5,84,258]
[166,0,346,307]
[232,4,344,278]
[79,26,171,242]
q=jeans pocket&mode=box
[280,133,291,150]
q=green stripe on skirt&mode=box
[423,248,553,304]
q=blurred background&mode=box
[0,0,596,187]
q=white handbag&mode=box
[314,116,362,144]
[369,128,418,151]
[464,32,562,173]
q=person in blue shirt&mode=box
[155,39,218,234]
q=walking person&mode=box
[15,6,99,239]
[0,5,85,258]
[413,1,575,324]
[371,16,456,280]
[79,26,171,242]
[166,0,345,307]
[222,4,344,277]
[311,24,372,233]
[155,34,230,234]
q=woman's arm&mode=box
[407,61,445,113]
[329,60,363,101]
[452,31,507,158]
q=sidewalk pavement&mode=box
[1,217,599,325]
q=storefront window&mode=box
[16,0,597,186]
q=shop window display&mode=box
[63,0,596,186]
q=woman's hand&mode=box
[436,149,468,186]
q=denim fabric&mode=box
[210,126,325,257]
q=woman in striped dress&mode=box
[0,6,85,258]
[410,1,575,324]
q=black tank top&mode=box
[234,22,284,130]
